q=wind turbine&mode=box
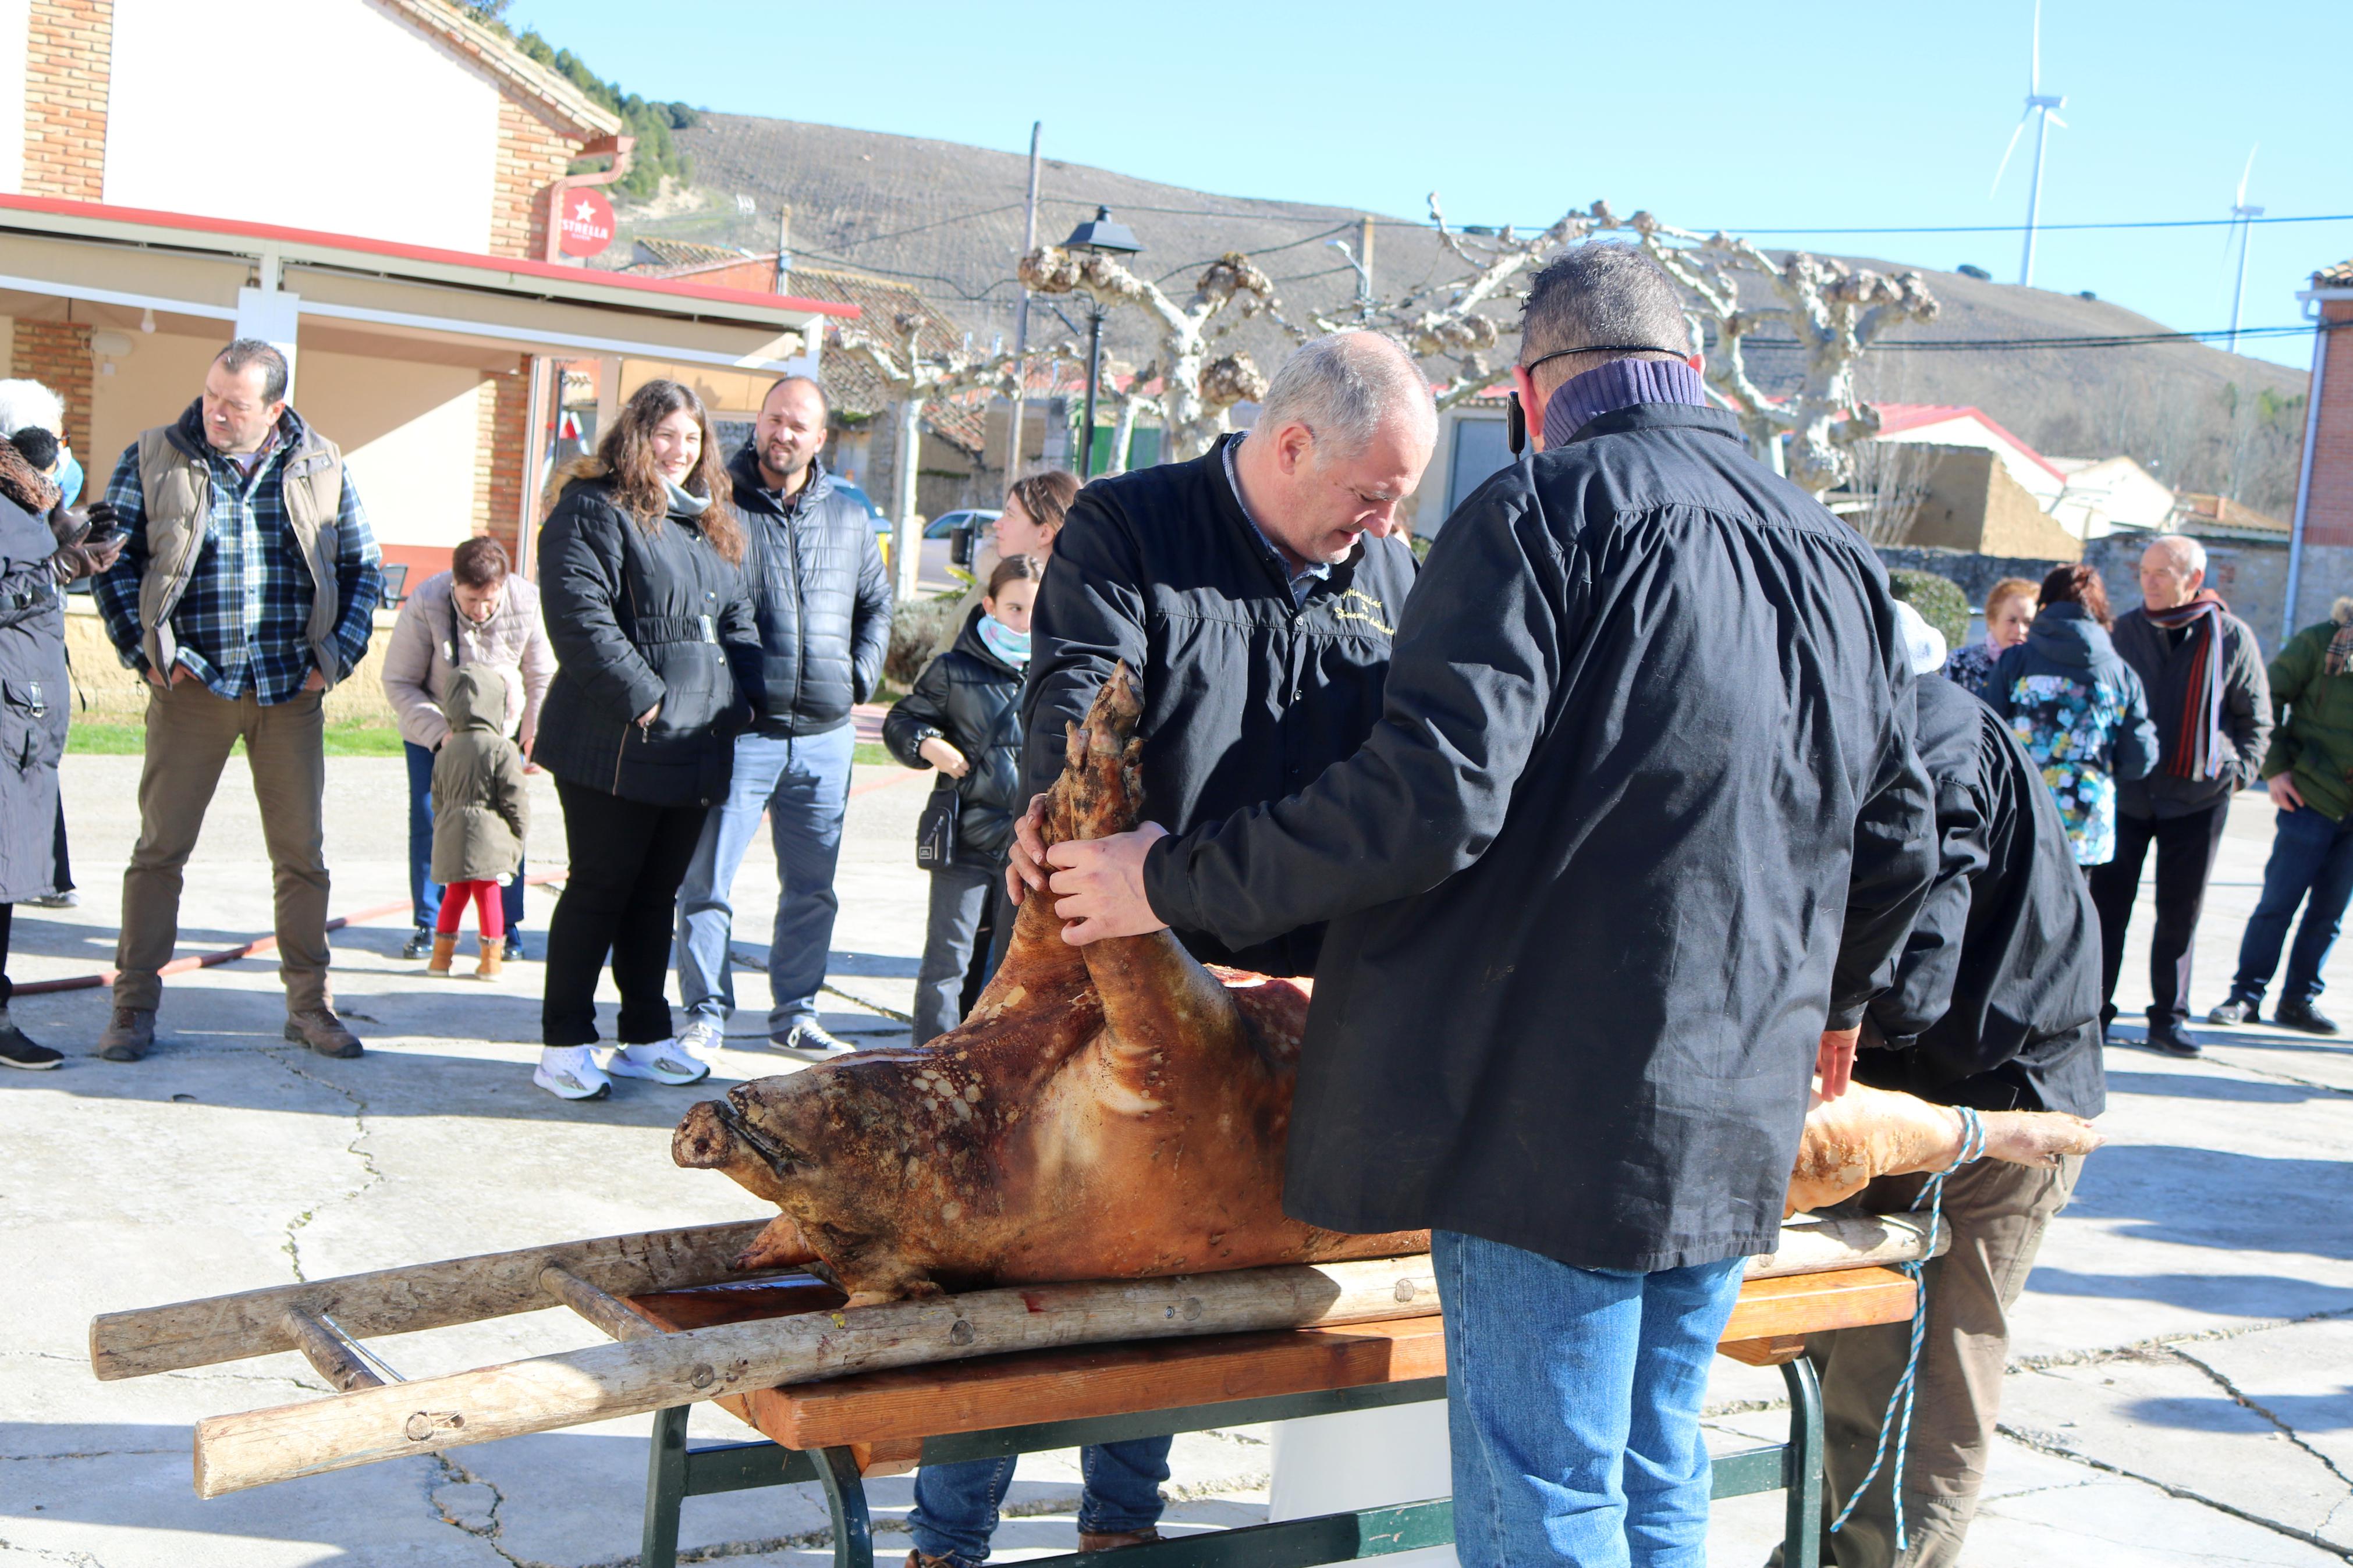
[2227,146,2263,353]
[1990,0,2067,288]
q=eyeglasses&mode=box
[1518,344,1690,377]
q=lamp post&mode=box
[1059,205,1142,477]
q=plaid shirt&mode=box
[94,408,382,705]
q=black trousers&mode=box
[2087,800,2231,1028]
[0,902,13,1009]
[542,777,710,1049]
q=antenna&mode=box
[2227,145,2263,353]
[1990,0,2067,287]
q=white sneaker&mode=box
[606,1040,711,1086]
[534,1046,612,1101]
[675,1018,725,1062]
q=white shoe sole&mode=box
[533,1065,612,1100]
[0,1054,61,1071]
[606,1053,709,1086]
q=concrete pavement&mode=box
[2,757,2347,1566]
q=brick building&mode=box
[2285,261,2353,640]
[0,0,849,578]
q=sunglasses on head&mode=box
[1507,344,1692,455]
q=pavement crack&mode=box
[429,1450,533,1566]
[1996,1412,2353,1563]
[0,1533,110,1567]
[2169,1345,2353,1497]
[259,1045,385,1283]
[2006,1302,2353,1374]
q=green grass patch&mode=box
[70,719,409,758]
[854,742,895,767]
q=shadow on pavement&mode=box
[2067,1144,2353,1258]
[2026,1267,2353,1319]
[2121,1385,2353,1433]
[2104,1070,2343,1104]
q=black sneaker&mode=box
[0,1022,62,1071]
[2145,1018,2202,1058]
[775,1020,853,1057]
[400,926,436,960]
[2206,996,2259,1026]
[502,930,526,963]
[2274,1000,2340,1036]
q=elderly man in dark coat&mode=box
[1046,245,1936,1567]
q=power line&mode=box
[1736,319,2344,354]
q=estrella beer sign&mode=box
[559,188,616,258]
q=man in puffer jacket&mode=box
[674,376,892,1057]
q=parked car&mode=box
[926,509,1001,539]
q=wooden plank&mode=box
[1722,1268,1914,1343]
[541,1267,661,1343]
[1745,1213,1944,1279]
[89,1219,771,1381]
[191,1254,1442,1498]
[282,1310,384,1393]
[1717,1335,1809,1368]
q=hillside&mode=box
[616,111,2310,510]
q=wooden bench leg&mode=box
[1779,1356,1826,1568]
[642,1405,691,1568]
[815,1444,877,1568]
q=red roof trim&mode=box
[1868,401,2063,482]
[0,193,859,320]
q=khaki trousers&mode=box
[113,680,331,1014]
[1772,1153,2081,1568]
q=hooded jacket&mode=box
[2258,603,2353,823]
[382,570,555,751]
[429,666,530,885]
[1988,602,2159,865]
[532,468,764,808]
[1861,673,2106,1119]
[727,446,892,737]
[882,605,1027,868]
[0,436,66,903]
[1141,403,1936,1271]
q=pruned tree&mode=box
[830,314,1070,600]
[1017,248,1281,460]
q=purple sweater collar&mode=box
[1542,357,1708,446]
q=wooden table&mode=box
[624,1265,1915,1568]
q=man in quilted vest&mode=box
[90,339,384,1062]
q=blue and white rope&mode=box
[1827,1103,1986,1553]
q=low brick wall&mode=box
[62,599,402,727]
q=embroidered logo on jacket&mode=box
[1330,588,1394,635]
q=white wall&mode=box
[1880,417,2063,503]
[297,347,486,549]
[0,0,28,194]
[103,0,499,252]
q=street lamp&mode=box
[1059,205,1142,477]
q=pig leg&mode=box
[1786,1080,2105,1216]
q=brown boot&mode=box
[474,941,504,982]
[98,1006,155,1062]
[1077,1529,1162,1553]
[285,1008,364,1059]
[427,934,457,976]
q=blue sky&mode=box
[505,0,2347,370]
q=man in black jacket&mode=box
[1789,608,2103,1568]
[673,377,892,1058]
[2091,536,2270,1057]
[1045,246,1936,1567]
[916,330,1436,1568]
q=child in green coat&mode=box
[427,667,530,980]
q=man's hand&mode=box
[301,669,326,694]
[919,735,971,778]
[2267,773,2305,812]
[637,701,662,728]
[1005,793,1050,905]
[1044,823,1171,945]
[144,662,193,690]
[1816,1026,1860,1101]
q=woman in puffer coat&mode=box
[884,555,1038,1044]
[531,379,764,1101]
[1989,563,2159,867]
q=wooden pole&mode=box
[282,1310,384,1394]
[192,1256,1441,1498]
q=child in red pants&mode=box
[426,667,530,980]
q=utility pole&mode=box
[1005,121,1042,481]
[774,203,793,295]
[1357,214,1375,312]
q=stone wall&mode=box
[62,600,400,727]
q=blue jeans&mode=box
[404,742,525,933]
[1435,1229,1747,1568]
[673,725,854,1036]
[2230,803,2353,1009]
[907,1439,1172,1567]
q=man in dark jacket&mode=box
[2090,536,2270,1057]
[1792,613,2104,1568]
[673,376,892,1058]
[927,330,1436,1568]
[1045,246,1936,1567]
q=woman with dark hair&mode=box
[530,379,764,1100]
[992,468,1080,563]
[1988,564,2159,867]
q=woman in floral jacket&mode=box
[1988,564,2160,865]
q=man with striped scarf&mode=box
[2089,536,2270,1057]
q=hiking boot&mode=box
[2206,995,2259,1026]
[473,943,504,982]
[98,1007,155,1062]
[606,1040,709,1085]
[0,1013,62,1071]
[286,1008,364,1059]
[1077,1529,1163,1553]
[502,930,526,963]
[400,925,435,960]
[2144,1018,2201,1058]
[776,1019,853,1057]
[2276,1000,2340,1036]
[427,934,458,977]
[534,1045,612,1101]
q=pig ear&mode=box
[1063,718,1084,771]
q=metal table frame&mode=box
[641,1359,1826,1568]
